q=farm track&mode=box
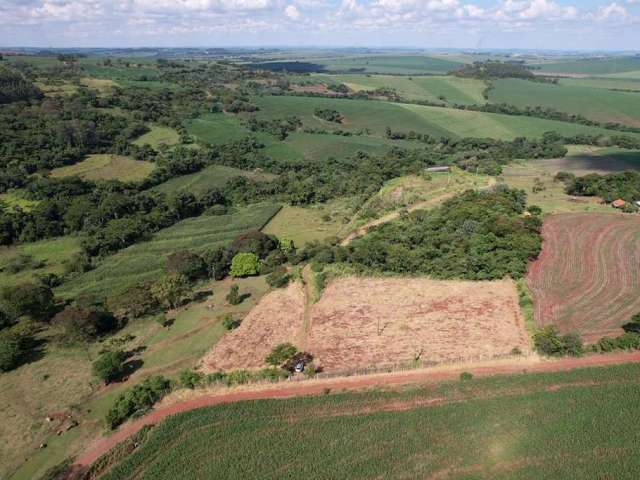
[69,350,640,475]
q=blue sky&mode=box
[0,0,638,50]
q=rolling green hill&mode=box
[489,78,640,127]
[533,56,640,75]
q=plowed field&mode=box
[527,213,640,342]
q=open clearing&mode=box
[202,277,530,373]
[133,125,180,148]
[95,362,640,480]
[202,282,306,371]
[308,277,530,372]
[527,213,640,342]
[49,154,155,182]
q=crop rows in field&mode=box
[58,203,281,300]
[101,363,640,480]
[527,213,640,342]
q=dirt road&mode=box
[71,350,640,471]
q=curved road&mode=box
[71,350,640,473]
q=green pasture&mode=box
[133,125,180,149]
[533,56,640,75]
[49,154,155,182]
[184,113,253,144]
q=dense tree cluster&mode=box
[561,171,640,203]
[0,66,43,104]
[314,108,344,123]
[301,187,542,281]
[450,61,555,83]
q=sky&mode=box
[0,0,639,50]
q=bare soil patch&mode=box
[307,277,530,371]
[201,283,305,371]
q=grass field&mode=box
[185,113,253,144]
[0,236,82,288]
[102,363,640,480]
[533,56,640,75]
[252,96,634,140]
[5,274,271,480]
[152,164,275,196]
[559,77,640,92]
[49,154,155,182]
[489,79,640,127]
[527,213,640,342]
[298,74,486,105]
[58,203,281,300]
[133,125,180,149]
[262,199,355,246]
[316,54,464,74]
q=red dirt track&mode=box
[70,351,640,474]
[527,213,640,342]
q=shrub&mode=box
[533,326,584,357]
[265,343,297,367]
[166,251,207,280]
[92,350,127,384]
[0,327,32,372]
[230,230,278,259]
[222,314,241,330]
[283,351,314,373]
[179,369,205,389]
[151,273,191,309]
[107,282,158,320]
[105,376,172,429]
[226,284,242,305]
[460,372,474,381]
[225,369,253,386]
[527,205,542,216]
[51,306,117,344]
[0,283,54,322]
[266,266,290,288]
[230,253,260,277]
[314,108,343,123]
[622,313,640,333]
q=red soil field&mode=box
[307,277,530,372]
[527,212,640,342]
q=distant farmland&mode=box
[527,213,640,342]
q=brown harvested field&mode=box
[201,282,305,371]
[307,277,530,372]
[527,213,640,342]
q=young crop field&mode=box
[49,154,155,182]
[532,56,640,75]
[253,96,628,140]
[101,363,640,480]
[184,113,253,144]
[58,203,281,300]
[316,54,464,74]
[133,125,180,149]
[301,73,486,105]
[307,277,530,372]
[527,213,640,342]
[489,78,640,127]
[559,77,640,92]
[202,282,306,371]
[152,164,275,196]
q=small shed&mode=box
[426,166,451,173]
[612,199,626,209]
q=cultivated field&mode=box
[307,277,530,371]
[202,282,306,371]
[49,154,155,182]
[527,213,640,342]
[100,363,640,480]
[532,56,640,75]
[59,203,281,299]
[489,78,640,127]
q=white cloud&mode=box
[284,4,301,19]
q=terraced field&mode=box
[527,213,640,342]
[58,203,281,299]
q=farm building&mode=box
[426,166,451,173]
[612,199,626,209]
